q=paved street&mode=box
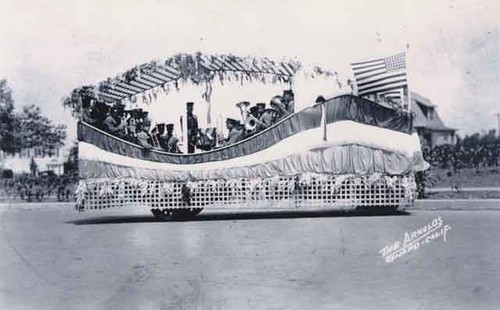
[1,202,499,310]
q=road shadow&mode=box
[68,209,411,225]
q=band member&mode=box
[256,103,266,117]
[152,123,167,149]
[125,109,140,141]
[270,95,290,118]
[282,90,295,114]
[249,106,260,119]
[103,104,127,136]
[136,121,153,149]
[223,118,244,146]
[81,95,95,123]
[89,101,109,128]
[165,123,180,153]
[180,102,199,153]
[197,127,217,151]
[256,103,276,130]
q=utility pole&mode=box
[496,113,500,137]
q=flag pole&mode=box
[405,49,412,113]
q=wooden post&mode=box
[180,114,188,154]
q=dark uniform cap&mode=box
[283,90,294,96]
[98,102,110,113]
[186,102,194,107]
[256,103,266,109]
[112,103,125,111]
[166,123,174,130]
[226,118,238,124]
[129,108,140,116]
[270,96,283,106]
[156,123,165,130]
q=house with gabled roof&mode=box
[412,92,456,147]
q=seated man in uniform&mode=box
[103,104,127,137]
[124,109,142,142]
[282,90,295,114]
[223,118,244,146]
[89,101,109,128]
[165,123,181,153]
[136,121,153,149]
[81,95,95,124]
[270,95,290,119]
[152,123,167,149]
[245,106,262,136]
[256,103,266,116]
[256,102,274,130]
[249,106,260,119]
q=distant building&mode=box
[0,146,69,176]
[412,92,456,147]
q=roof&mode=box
[63,53,341,119]
[412,91,455,131]
[411,91,435,108]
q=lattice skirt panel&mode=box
[76,173,416,212]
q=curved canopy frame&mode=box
[63,53,339,118]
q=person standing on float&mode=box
[180,102,199,154]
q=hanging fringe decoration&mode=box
[65,52,346,120]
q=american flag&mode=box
[351,52,407,100]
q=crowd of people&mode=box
[0,174,77,202]
[422,143,500,171]
[415,140,500,198]
[81,89,295,153]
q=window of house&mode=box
[21,148,31,158]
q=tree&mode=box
[0,79,16,153]
[13,105,67,153]
[481,129,497,145]
[462,133,480,149]
[1,79,67,154]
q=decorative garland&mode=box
[62,52,345,118]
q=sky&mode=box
[0,0,499,142]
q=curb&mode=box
[427,187,500,192]
[414,199,500,211]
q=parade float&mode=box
[65,53,427,220]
